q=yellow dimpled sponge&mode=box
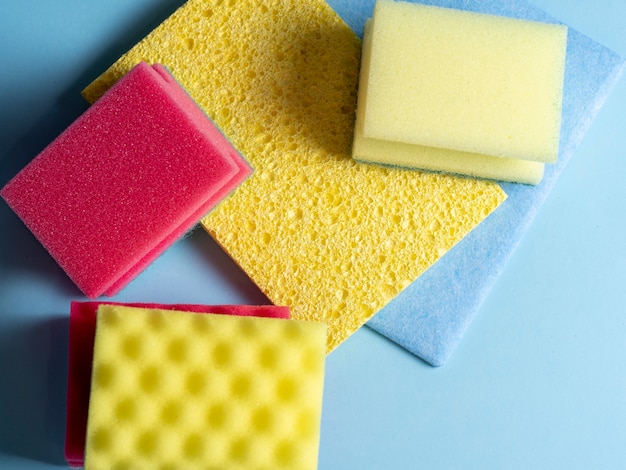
[352,0,568,184]
[84,305,327,470]
[84,0,507,352]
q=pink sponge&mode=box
[64,301,290,468]
[0,61,252,298]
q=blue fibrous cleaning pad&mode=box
[326,0,624,366]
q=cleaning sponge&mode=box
[83,0,507,352]
[362,0,624,364]
[84,305,326,470]
[64,301,289,468]
[1,61,251,298]
[352,0,567,184]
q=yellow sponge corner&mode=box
[84,305,327,470]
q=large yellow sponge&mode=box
[84,0,507,352]
[84,305,327,470]
[353,0,567,184]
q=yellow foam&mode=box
[84,0,507,352]
[84,305,327,470]
[352,15,548,185]
[363,0,567,164]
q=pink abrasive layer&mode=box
[64,301,290,468]
[0,61,252,298]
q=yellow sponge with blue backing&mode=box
[84,305,327,470]
[83,0,507,352]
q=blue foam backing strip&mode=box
[328,0,625,366]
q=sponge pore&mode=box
[64,301,289,468]
[83,0,507,352]
[1,61,251,298]
[84,305,326,470]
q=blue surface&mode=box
[1,1,625,469]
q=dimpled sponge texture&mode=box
[84,305,327,470]
[353,0,567,180]
[83,0,507,352]
[1,61,251,298]
[65,301,289,468]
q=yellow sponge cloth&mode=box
[84,305,327,470]
[83,0,507,352]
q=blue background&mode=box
[1,1,625,468]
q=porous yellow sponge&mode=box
[84,305,327,470]
[353,0,567,184]
[84,0,507,352]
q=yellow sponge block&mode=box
[353,0,567,184]
[84,305,327,470]
[84,0,507,352]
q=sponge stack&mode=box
[84,0,507,352]
[84,305,327,470]
[1,62,251,298]
[352,0,568,184]
[64,301,290,468]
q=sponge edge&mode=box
[64,301,289,468]
[353,134,545,184]
[84,305,327,470]
[1,61,252,298]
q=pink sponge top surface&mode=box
[64,301,290,468]
[0,62,252,298]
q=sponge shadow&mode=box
[184,227,272,306]
[0,315,69,465]
[270,20,361,160]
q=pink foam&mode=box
[1,62,252,298]
[64,301,290,468]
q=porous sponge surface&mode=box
[362,0,567,163]
[2,62,251,298]
[84,0,507,351]
[85,305,326,470]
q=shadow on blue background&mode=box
[0,203,79,298]
[0,96,88,189]
[0,316,69,465]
